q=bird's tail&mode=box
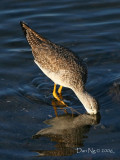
[20,21,48,46]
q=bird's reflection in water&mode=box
[32,99,101,157]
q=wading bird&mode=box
[20,22,99,114]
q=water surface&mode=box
[0,0,120,159]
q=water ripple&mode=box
[0,0,120,159]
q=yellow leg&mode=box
[58,85,63,94]
[53,84,67,106]
[58,85,63,100]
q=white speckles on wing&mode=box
[21,22,87,90]
[20,22,99,115]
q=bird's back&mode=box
[20,22,87,89]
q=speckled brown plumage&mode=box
[20,21,99,115]
[20,22,87,91]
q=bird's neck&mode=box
[75,89,91,105]
[73,87,96,114]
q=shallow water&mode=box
[0,0,120,159]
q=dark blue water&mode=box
[0,0,120,159]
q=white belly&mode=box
[34,60,69,87]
